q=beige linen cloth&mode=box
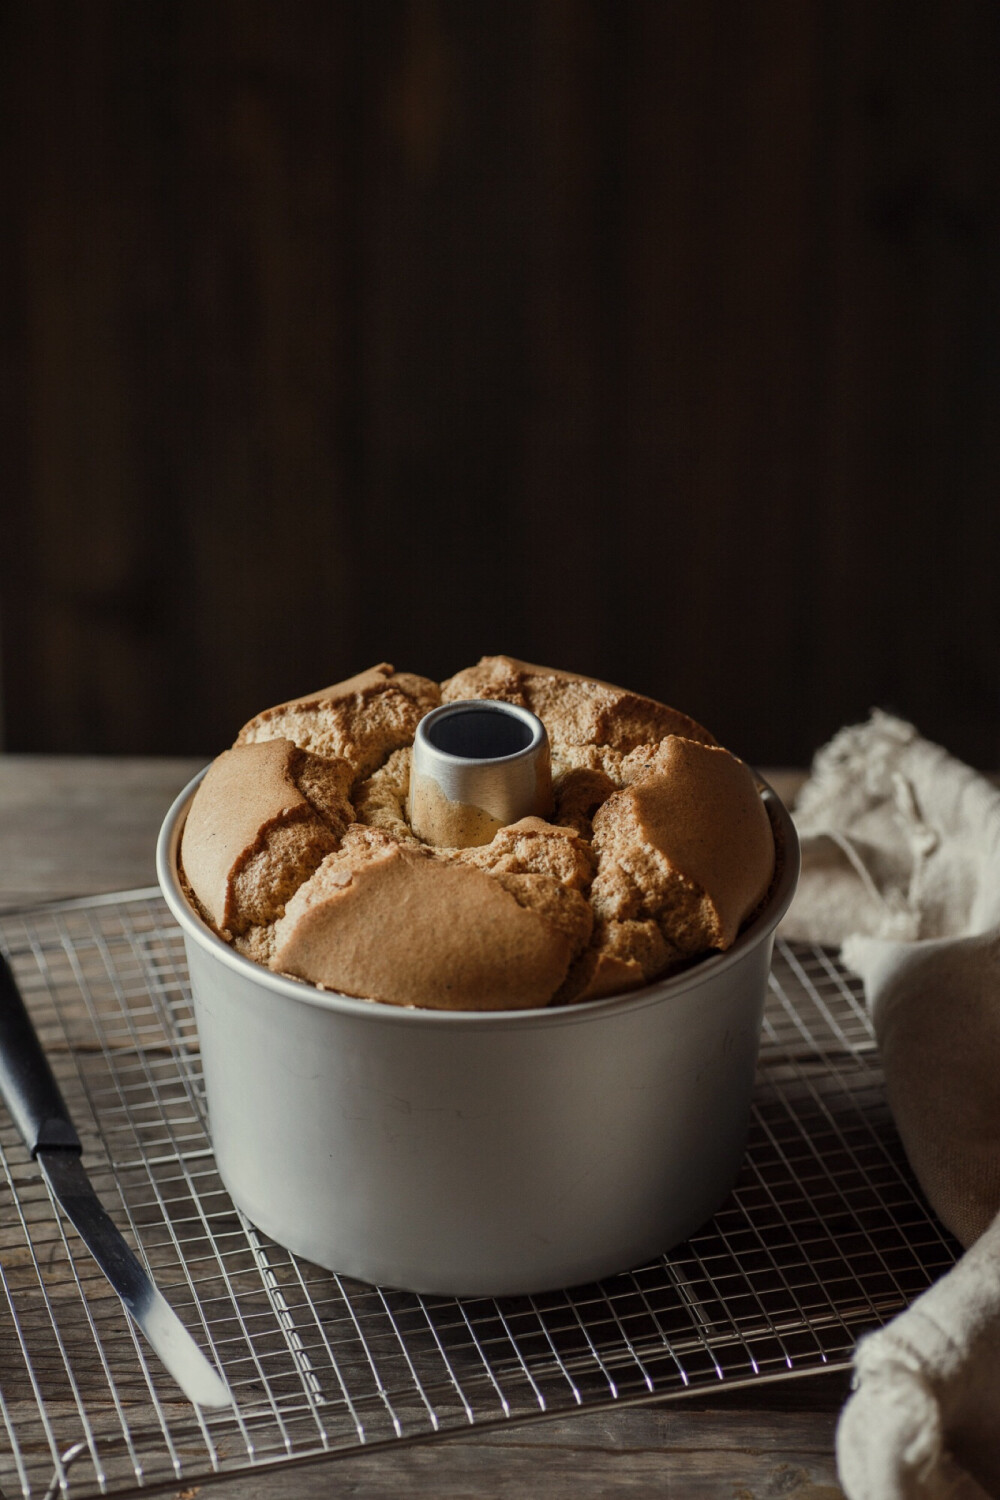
[780,711,1000,1498]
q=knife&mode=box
[0,952,231,1407]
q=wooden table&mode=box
[0,755,849,1499]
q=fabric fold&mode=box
[780,713,1000,1499]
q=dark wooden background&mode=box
[2,0,998,768]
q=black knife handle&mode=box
[0,953,81,1156]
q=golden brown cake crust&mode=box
[237,663,441,781]
[272,828,583,1010]
[179,739,353,937]
[442,656,715,771]
[180,659,776,1009]
[590,738,775,955]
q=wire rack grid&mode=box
[0,889,958,1499]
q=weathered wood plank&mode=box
[0,1392,847,1499]
[158,1399,846,1500]
[2,3,998,769]
[0,756,204,907]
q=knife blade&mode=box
[0,952,231,1407]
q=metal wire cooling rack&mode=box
[0,890,959,1500]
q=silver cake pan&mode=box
[157,773,799,1296]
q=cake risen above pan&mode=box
[179,657,776,1009]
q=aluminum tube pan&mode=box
[409,700,553,847]
[158,773,799,1296]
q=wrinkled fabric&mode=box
[780,713,1000,1499]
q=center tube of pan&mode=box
[408,701,554,849]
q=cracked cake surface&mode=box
[179,656,776,1009]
